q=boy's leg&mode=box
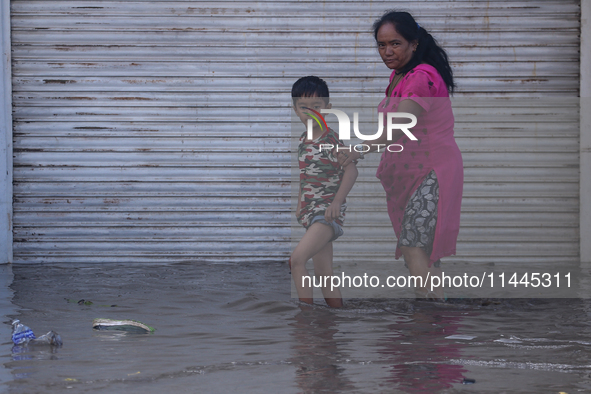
[290,222,335,304]
[312,241,343,308]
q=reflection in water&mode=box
[378,306,470,393]
[94,331,136,342]
[11,344,61,380]
[289,306,355,393]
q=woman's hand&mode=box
[324,201,341,223]
[337,150,361,168]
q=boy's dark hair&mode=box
[291,76,329,105]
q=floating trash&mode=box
[11,320,62,346]
[30,331,63,346]
[11,320,35,345]
[65,298,117,307]
[494,336,523,344]
[92,318,155,334]
[445,334,476,340]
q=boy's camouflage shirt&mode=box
[297,128,346,228]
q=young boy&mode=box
[290,76,358,308]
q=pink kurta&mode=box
[375,64,463,264]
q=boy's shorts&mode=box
[309,215,344,242]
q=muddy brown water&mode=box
[2,262,591,393]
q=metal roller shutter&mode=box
[10,1,580,264]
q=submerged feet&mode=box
[415,289,446,302]
[325,298,343,308]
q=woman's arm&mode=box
[339,99,425,167]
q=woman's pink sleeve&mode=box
[397,70,438,112]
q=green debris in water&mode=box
[65,298,117,307]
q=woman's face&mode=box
[376,23,417,70]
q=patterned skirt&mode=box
[397,170,441,267]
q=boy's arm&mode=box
[325,163,358,222]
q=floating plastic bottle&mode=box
[11,320,36,345]
[30,331,63,346]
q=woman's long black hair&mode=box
[373,10,455,94]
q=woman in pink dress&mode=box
[340,11,463,300]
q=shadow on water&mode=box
[2,262,591,393]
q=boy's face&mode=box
[293,95,331,131]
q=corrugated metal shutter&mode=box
[11,1,580,264]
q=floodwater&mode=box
[2,262,591,394]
